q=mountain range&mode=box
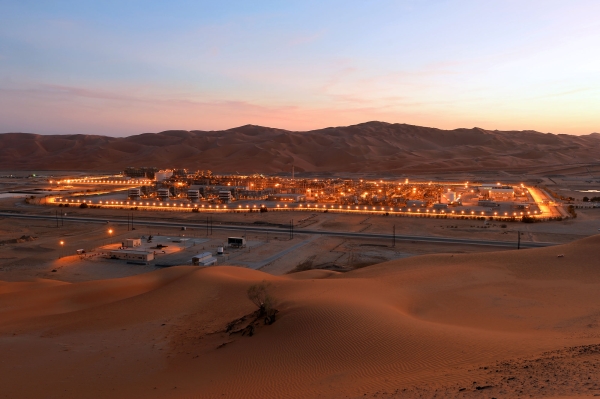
[2,122,600,174]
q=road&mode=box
[0,212,556,249]
[527,187,567,218]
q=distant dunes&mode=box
[2,121,600,174]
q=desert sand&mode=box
[2,122,600,174]
[1,234,600,398]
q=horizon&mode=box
[1,1,599,136]
[2,120,600,137]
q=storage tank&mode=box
[155,170,174,182]
[217,246,224,255]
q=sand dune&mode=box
[1,236,600,398]
[2,122,600,173]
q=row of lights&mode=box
[58,179,151,184]
[54,198,538,216]
[56,198,235,209]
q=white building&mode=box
[128,187,141,200]
[124,238,142,248]
[192,252,217,266]
[188,189,201,201]
[157,188,170,200]
[109,249,154,262]
[219,190,232,203]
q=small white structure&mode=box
[219,190,232,203]
[157,188,170,200]
[192,252,217,266]
[109,249,154,262]
[188,189,201,201]
[125,238,141,248]
[128,187,141,200]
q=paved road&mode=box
[0,212,556,249]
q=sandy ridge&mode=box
[2,121,600,173]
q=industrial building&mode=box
[127,187,141,200]
[480,185,515,200]
[157,188,170,200]
[124,238,141,248]
[219,190,232,203]
[192,252,217,266]
[109,249,154,262]
[187,189,201,201]
[227,237,246,248]
[490,187,515,200]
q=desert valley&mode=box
[2,2,600,397]
[2,122,600,398]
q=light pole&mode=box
[108,229,113,247]
[59,240,64,258]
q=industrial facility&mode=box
[50,168,547,219]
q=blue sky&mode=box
[0,0,599,135]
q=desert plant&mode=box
[247,280,277,324]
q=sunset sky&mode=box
[1,0,599,136]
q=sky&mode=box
[0,0,599,136]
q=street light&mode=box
[59,240,64,258]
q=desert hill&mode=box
[2,122,600,174]
[1,235,600,398]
